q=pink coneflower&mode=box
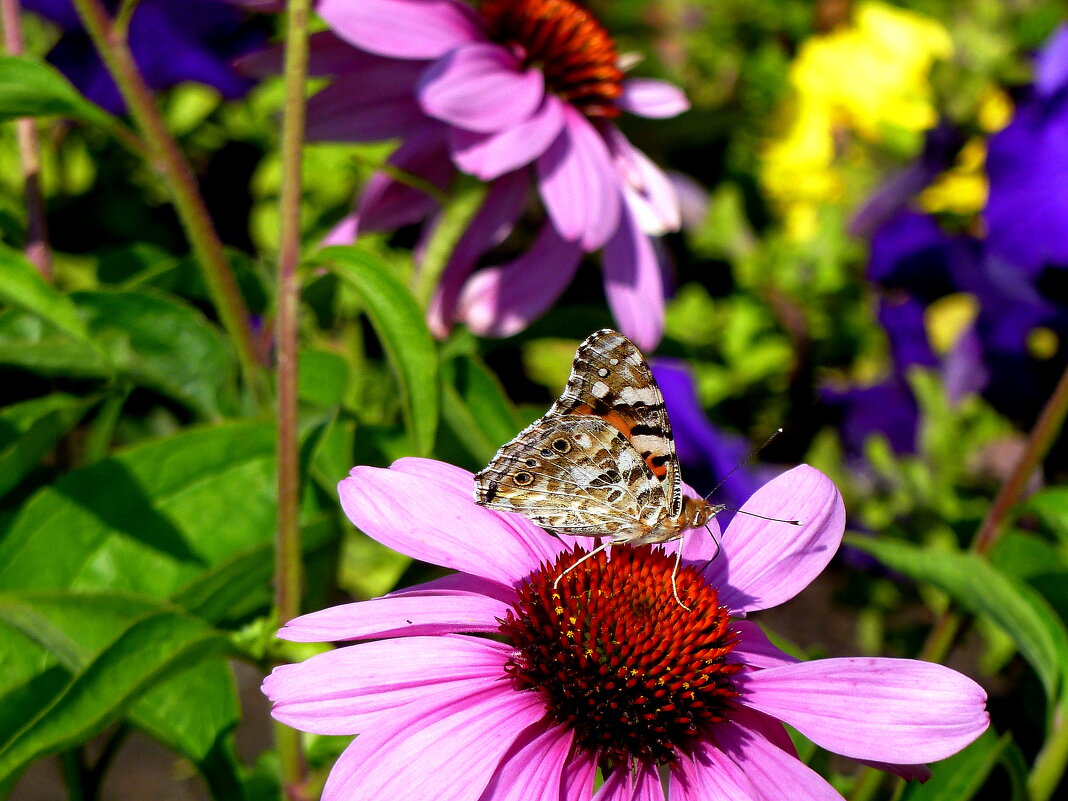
[306,0,690,350]
[264,458,989,800]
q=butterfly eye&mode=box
[514,471,534,486]
[551,438,571,454]
[540,448,553,458]
[524,458,538,467]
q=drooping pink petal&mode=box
[451,95,566,179]
[712,713,846,801]
[427,171,529,337]
[339,464,565,585]
[706,466,845,614]
[277,592,510,642]
[321,683,547,801]
[356,126,454,234]
[603,125,681,235]
[456,221,584,337]
[306,70,429,143]
[536,107,621,249]
[730,621,801,669]
[263,635,512,734]
[477,723,573,801]
[595,760,665,801]
[319,0,484,60]
[321,213,357,246]
[733,657,989,763]
[857,759,932,782]
[669,740,763,801]
[237,31,382,79]
[602,203,665,352]
[617,78,690,118]
[419,43,545,133]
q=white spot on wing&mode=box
[590,381,610,398]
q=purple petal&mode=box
[706,466,845,614]
[857,759,932,782]
[712,714,846,801]
[356,126,454,234]
[321,213,357,246]
[730,621,801,669]
[238,31,375,79]
[263,635,511,733]
[277,593,510,642]
[319,0,483,60]
[306,64,430,142]
[451,95,566,179]
[428,171,530,337]
[536,107,621,249]
[321,683,546,801]
[456,222,584,337]
[734,657,989,763]
[560,749,597,801]
[339,463,565,585]
[602,204,666,352]
[604,125,680,235]
[478,723,573,801]
[597,761,665,801]
[669,740,763,801]
[1035,23,1068,99]
[419,43,545,133]
[617,78,690,118]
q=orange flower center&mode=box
[499,544,741,766]
[480,0,625,118]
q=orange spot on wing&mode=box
[645,455,668,478]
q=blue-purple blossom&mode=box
[26,0,267,114]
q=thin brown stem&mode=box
[1,0,54,280]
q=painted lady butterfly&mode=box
[475,329,724,606]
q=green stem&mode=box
[1,0,53,280]
[69,0,265,404]
[275,0,311,795]
[1028,697,1068,801]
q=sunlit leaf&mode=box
[0,56,115,127]
[0,247,92,342]
[0,394,99,497]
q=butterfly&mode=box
[474,329,724,608]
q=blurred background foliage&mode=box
[1,0,1068,799]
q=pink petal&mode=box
[419,43,545,133]
[618,78,690,118]
[604,125,681,235]
[306,64,429,142]
[560,749,597,801]
[456,221,584,337]
[730,621,801,669]
[339,464,565,585]
[263,635,511,734]
[277,593,510,642]
[386,571,518,605]
[478,723,574,801]
[536,107,621,249]
[706,466,845,614]
[237,31,385,79]
[321,213,357,246]
[711,715,845,801]
[602,203,665,352]
[427,171,529,337]
[669,741,763,801]
[857,759,932,782]
[734,657,989,763]
[596,762,665,801]
[356,126,454,234]
[319,0,484,60]
[451,95,566,179]
[660,516,723,562]
[321,684,547,801]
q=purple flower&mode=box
[985,24,1068,275]
[264,458,988,799]
[822,377,922,457]
[652,359,769,521]
[307,0,689,350]
[25,0,265,114]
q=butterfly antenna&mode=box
[723,508,803,526]
[702,428,784,503]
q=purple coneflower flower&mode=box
[307,0,689,350]
[264,458,988,800]
[25,0,266,114]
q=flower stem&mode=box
[1,0,53,280]
[275,0,312,794]
[69,0,265,403]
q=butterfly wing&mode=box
[545,329,684,518]
[474,415,670,539]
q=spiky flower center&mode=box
[480,0,624,117]
[499,544,741,766]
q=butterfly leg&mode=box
[553,540,614,591]
[670,537,692,612]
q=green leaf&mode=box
[1024,487,1068,544]
[851,536,1068,703]
[440,354,522,466]
[298,348,350,408]
[320,246,439,455]
[900,729,1008,801]
[0,394,98,497]
[0,56,115,128]
[0,592,231,783]
[0,247,91,342]
[0,421,276,601]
